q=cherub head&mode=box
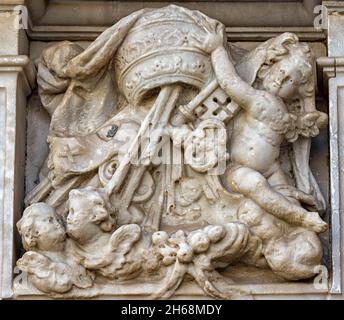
[255,33,313,100]
[17,203,66,252]
[67,187,117,244]
[236,33,313,101]
[236,32,328,141]
[179,178,203,206]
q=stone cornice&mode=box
[322,1,344,12]
[0,55,36,91]
[26,0,321,27]
[317,56,344,77]
[9,0,324,41]
[317,56,344,93]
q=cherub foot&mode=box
[302,212,328,233]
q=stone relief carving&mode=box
[16,5,328,299]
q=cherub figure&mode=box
[170,178,203,222]
[191,15,327,234]
[66,187,142,280]
[66,187,117,245]
[16,188,144,294]
[16,203,94,294]
[179,178,203,207]
[18,203,66,252]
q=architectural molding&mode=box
[317,56,344,92]
[21,0,325,41]
[0,3,35,299]
[0,58,36,299]
[0,55,36,91]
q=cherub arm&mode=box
[188,12,267,112]
[211,46,263,109]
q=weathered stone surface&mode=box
[11,4,331,300]
[1,1,344,300]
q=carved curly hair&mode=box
[256,32,314,98]
[253,33,327,141]
[17,203,65,250]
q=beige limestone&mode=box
[0,0,343,300]
[11,5,330,300]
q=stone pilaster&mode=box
[0,3,35,299]
[317,1,344,296]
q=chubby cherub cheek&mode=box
[24,236,36,247]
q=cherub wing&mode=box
[291,137,326,213]
[16,251,73,293]
[96,224,142,279]
[288,75,328,213]
[109,224,141,253]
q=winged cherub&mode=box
[190,14,328,234]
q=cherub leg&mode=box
[227,166,327,233]
[237,199,323,280]
[264,230,323,280]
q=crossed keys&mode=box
[26,79,240,230]
[171,79,240,127]
[104,80,240,230]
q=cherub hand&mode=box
[291,189,318,210]
[188,11,225,53]
[297,111,328,138]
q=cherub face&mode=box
[18,203,66,252]
[180,179,202,202]
[67,189,112,244]
[262,57,309,100]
